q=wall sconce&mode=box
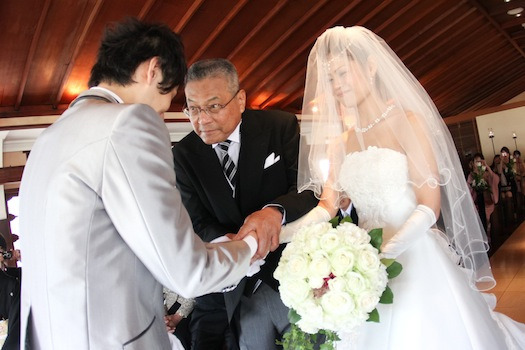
[513,132,518,151]
[489,129,495,156]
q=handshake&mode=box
[230,206,284,261]
[210,206,285,292]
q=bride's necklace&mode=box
[355,104,395,133]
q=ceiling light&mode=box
[507,7,523,15]
[505,0,511,3]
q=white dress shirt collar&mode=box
[90,86,124,104]
[212,121,241,148]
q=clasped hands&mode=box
[233,206,283,262]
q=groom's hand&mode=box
[235,207,282,260]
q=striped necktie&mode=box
[218,140,237,195]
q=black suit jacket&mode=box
[173,109,317,319]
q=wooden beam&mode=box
[137,0,158,19]
[259,67,306,109]
[174,0,204,33]
[189,0,249,64]
[247,1,363,102]
[0,166,25,185]
[15,0,52,111]
[227,0,288,61]
[469,0,525,60]
[238,0,331,83]
[52,0,104,108]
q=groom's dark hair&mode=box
[88,17,187,94]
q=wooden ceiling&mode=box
[1,0,525,126]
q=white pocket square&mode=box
[263,152,281,169]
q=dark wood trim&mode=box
[444,100,525,125]
[53,0,105,108]
[189,0,249,64]
[15,0,52,111]
[247,0,363,105]
[174,0,204,33]
[469,0,525,59]
[238,0,331,83]
[0,166,25,185]
[227,0,289,61]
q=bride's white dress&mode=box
[335,147,525,350]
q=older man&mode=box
[173,59,317,350]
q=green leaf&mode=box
[367,308,380,322]
[329,216,340,228]
[381,258,395,268]
[379,285,393,304]
[368,228,383,250]
[288,308,301,324]
[340,215,353,224]
[386,261,403,279]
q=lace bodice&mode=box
[338,147,417,241]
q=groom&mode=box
[18,19,258,350]
[173,58,318,349]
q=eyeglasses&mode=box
[183,89,240,117]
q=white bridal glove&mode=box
[380,204,436,259]
[279,206,331,244]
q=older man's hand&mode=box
[235,207,282,260]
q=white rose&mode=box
[338,222,370,245]
[319,230,341,252]
[308,251,332,280]
[296,299,324,332]
[297,318,319,335]
[368,266,388,292]
[279,279,310,307]
[330,247,355,276]
[308,275,325,289]
[355,245,381,274]
[327,276,347,292]
[305,234,321,253]
[285,253,309,279]
[345,271,368,294]
[273,263,285,281]
[357,291,380,313]
[321,290,355,317]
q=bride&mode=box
[280,26,525,349]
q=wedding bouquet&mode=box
[470,161,489,192]
[274,217,402,350]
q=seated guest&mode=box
[164,288,195,349]
[0,235,21,350]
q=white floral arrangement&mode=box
[274,217,402,349]
[470,162,489,192]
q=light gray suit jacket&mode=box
[18,89,251,350]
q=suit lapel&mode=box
[237,114,269,212]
